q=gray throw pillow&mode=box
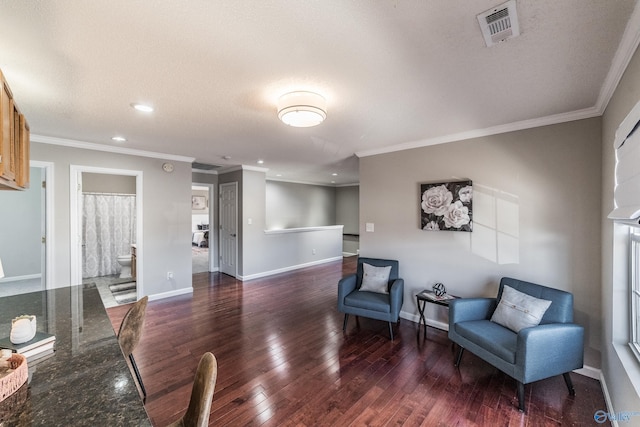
[490,285,552,332]
[359,263,391,294]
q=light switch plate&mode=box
[365,223,374,232]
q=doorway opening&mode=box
[0,161,53,296]
[191,183,215,274]
[70,166,143,308]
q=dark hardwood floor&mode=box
[107,257,608,426]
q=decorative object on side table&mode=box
[432,282,446,297]
[416,287,458,340]
[420,180,473,232]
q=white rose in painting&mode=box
[459,186,473,203]
[423,221,440,231]
[443,201,470,229]
[421,185,453,216]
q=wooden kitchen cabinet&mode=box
[0,68,30,190]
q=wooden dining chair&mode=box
[117,295,149,402]
[168,352,218,427]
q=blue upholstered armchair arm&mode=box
[337,274,357,311]
[389,278,404,319]
[449,298,496,325]
[516,323,584,383]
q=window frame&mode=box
[629,228,640,361]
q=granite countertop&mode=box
[0,285,150,426]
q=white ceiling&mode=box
[1,1,638,185]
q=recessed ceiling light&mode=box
[131,103,154,113]
[222,155,232,160]
[111,136,127,142]
[257,159,264,165]
[276,174,282,177]
[332,173,338,176]
[331,181,336,184]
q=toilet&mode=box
[117,255,132,279]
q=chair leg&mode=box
[517,381,525,412]
[563,372,576,396]
[343,314,349,331]
[388,322,394,341]
[129,353,147,402]
[454,347,464,367]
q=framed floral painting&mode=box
[420,180,472,232]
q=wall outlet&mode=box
[312,249,316,255]
[167,271,174,280]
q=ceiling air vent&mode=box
[192,162,222,171]
[477,0,520,47]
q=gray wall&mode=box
[0,167,42,278]
[83,173,136,194]
[359,118,602,369]
[31,142,193,298]
[601,43,640,413]
[266,181,336,229]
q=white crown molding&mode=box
[31,134,195,163]
[356,106,600,158]
[266,176,352,187]
[595,1,640,114]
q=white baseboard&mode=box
[0,274,42,283]
[575,365,601,380]
[148,287,193,301]
[599,372,620,427]
[239,256,344,281]
[342,252,358,257]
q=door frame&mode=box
[69,165,143,297]
[30,160,54,289]
[219,181,238,278]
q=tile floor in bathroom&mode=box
[83,274,136,308]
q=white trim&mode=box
[239,256,343,281]
[0,273,41,283]
[574,365,601,381]
[266,176,358,187]
[264,225,343,235]
[30,160,54,290]
[148,287,193,301]
[356,106,600,158]
[69,166,144,299]
[32,134,195,163]
[342,252,358,257]
[595,2,640,115]
[218,164,269,175]
[600,372,621,427]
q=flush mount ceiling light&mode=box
[277,91,326,127]
[111,136,126,142]
[131,103,154,113]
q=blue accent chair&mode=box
[448,277,584,412]
[337,257,404,340]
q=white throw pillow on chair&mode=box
[359,263,391,294]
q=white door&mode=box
[219,182,237,277]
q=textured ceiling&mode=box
[0,1,638,185]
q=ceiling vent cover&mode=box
[477,0,520,47]
[192,162,222,171]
